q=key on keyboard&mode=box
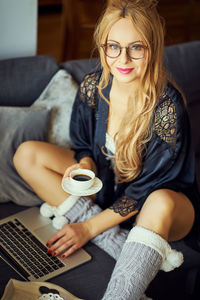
[0,219,64,280]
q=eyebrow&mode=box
[107,39,144,45]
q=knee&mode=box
[139,189,176,218]
[146,189,176,216]
[13,141,38,171]
[136,189,177,237]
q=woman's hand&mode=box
[64,162,90,178]
[46,222,92,258]
[64,156,96,178]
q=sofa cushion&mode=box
[0,55,59,107]
[163,41,200,190]
[0,106,52,205]
[62,58,100,85]
[33,69,78,148]
[164,41,200,106]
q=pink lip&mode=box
[117,67,134,74]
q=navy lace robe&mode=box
[70,71,200,228]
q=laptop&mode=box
[0,207,91,281]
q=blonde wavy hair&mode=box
[94,0,167,182]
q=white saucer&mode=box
[61,177,103,196]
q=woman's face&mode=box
[105,18,147,85]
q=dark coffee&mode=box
[72,174,91,181]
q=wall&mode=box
[0,0,38,60]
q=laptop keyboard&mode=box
[0,218,65,280]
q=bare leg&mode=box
[136,189,195,241]
[13,141,76,206]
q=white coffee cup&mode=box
[69,168,95,190]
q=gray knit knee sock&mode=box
[64,196,101,223]
[92,225,128,260]
[65,197,129,260]
[102,239,162,300]
[102,226,184,300]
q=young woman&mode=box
[13,0,200,299]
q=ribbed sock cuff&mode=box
[56,195,80,216]
[127,226,184,272]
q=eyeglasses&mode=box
[100,42,147,60]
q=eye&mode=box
[107,43,120,51]
[130,44,144,51]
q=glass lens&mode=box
[128,43,145,59]
[105,43,120,58]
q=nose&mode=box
[119,47,130,64]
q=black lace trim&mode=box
[79,72,99,107]
[154,97,177,148]
[109,196,137,217]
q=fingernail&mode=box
[47,249,52,254]
[61,254,66,259]
[46,243,49,247]
[52,252,57,256]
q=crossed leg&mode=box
[13,141,130,259]
[13,140,76,206]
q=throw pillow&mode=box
[0,106,52,206]
[32,69,78,148]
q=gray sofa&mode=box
[0,41,200,299]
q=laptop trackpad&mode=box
[34,224,57,244]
